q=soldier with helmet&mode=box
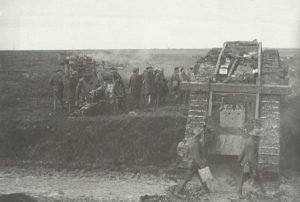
[238,128,266,197]
[173,127,210,198]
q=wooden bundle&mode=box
[262,49,288,85]
[199,48,221,64]
[221,42,258,83]
[196,48,221,81]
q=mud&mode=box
[0,166,299,202]
[0,166,176,201]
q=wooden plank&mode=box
[208,91,213,116]
[214,83,253,92]
[227,58,239,78]
[255,93,260,119]
[214,42,228,76]
[181,82,290,95]
[181,82,210,91]
[255,42,262,119]
[0,70,29,73]
[261,85,290,94]
[258,42,262,84]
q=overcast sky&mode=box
[0,0,299,50]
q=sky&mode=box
[0,0,299,50]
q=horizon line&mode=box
[0,47,300,51]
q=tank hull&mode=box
[177,41,289,173]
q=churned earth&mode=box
[0,166,176,201]
[0,166,299,202]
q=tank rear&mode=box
[177,41,289,173]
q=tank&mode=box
[177,40,290,173]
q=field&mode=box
[0,48,300,201]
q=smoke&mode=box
[280,94,300,170]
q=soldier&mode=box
[173,127,210,198]
[129,68,142,109]
[63,56,70,78]
[75,77,87,108]
[49,70,65,110]
[179,67,188,82]
[112,68,126,111]
[67,71,78,112]
[184,67,195,104]
[179,67,189,104]
[187,67,196,82]
[238,128,266,197]
[170,67,181,103]
[143,66,155,107]
[154,68,167,106]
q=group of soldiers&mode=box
[49,64,197,113]
[49,69,88,112]
[169,66,196,104]
[128,66,196,109]
[128,66,168,109]
[49,54,100,113]
[49,67,126,113]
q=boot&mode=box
[172,189,185,199]
[203,183,211,193]
[238,187,243,198]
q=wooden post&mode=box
[214,42,228,77]
[227,58,239,78]
[208,90,213,116]
[255,42,262,120]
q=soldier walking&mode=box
[173,127,210,198]
[238,128,266,197]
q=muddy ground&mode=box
[0,163,299,201]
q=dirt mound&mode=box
[0,114,186,168]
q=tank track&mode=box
[259,96,281,173]
[258,49,282,173]
[177,92,209,167]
